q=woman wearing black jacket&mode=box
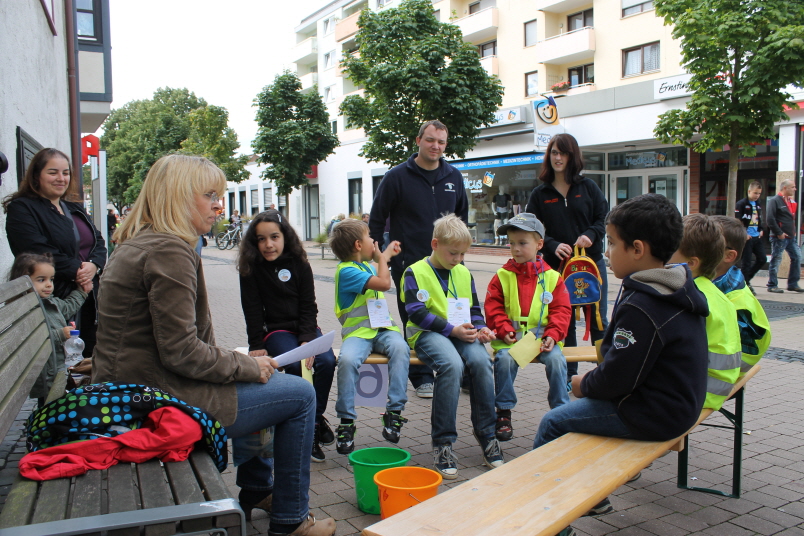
[4,148,106,357]
[525,134,609,382]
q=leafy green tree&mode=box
[339,0,504,166]
[653,0,804,207]
[101,87,248,207]
[252,71,339,196]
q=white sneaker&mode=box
[415,382,434,398]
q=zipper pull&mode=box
[432,186,435,194]
[565,198,568,207]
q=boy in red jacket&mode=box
[485,213,572,441]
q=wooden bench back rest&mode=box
[0,276,54,442]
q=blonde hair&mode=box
[114,154,226,246]
[679,213,725,280]
[433,213,471,246]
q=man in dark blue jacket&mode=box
[369,120,469,397]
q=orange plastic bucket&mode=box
[373,466,442,519]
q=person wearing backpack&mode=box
[525,134,609,387]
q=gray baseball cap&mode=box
[497,212,546,237]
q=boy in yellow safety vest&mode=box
[402,213,501,479]
[710,215,770,375]
[670,214,742,410]
[329,219,409,455]
[484,213,572,442]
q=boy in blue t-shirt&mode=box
[329,219,410,455]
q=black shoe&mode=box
[238,489,272,521]
[381,412,407,444]
[317,417,335,446]
[788,286,804,293]
[584,497,613,516]
[495,413,513,441]
[311,424,326,463]
[336,422,356,455]
[768,287,784,293]
[473,430,504,469]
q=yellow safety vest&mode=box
[725,285,770,374]
[695,277,742,410]
[402,258,473,348]
[334,262,400,341]
[490,267,564,351]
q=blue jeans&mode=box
[227,374,316,524]
[264,329,336,421]
[336,330,410,419]
[414,332,496,446]
[768,236,801,289]
[533,397,645,449]
[565,255,609,378]
[494,346,569,411]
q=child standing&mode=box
[534,194,709,523]
[669,214,742,411]
[403,214,503,479]
[9,253,91,404]
[238,210,336,462]
[485,213,571,441]
[710,215,771,374]
[328,219,410,454]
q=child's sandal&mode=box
[495,415,513,441]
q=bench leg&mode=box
[677,387,744,499]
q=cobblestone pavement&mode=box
[1,243,803,536]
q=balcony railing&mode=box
[453,7,498,43]
[536,0,593,13]
[291,37,317,64]
[479,55,498,77]
[536,27,595,65]
[335,11,360,41]
[299,72,318,92]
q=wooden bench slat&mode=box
[164,460,212,533]
[70,470,102,536]
[136,460,176,536]
[0,319,50,397]
[107,464,140,536]
[0,341,52,444]
[31,478,71,524]
[0,277,33,308]
[0,476,38,528]
[190,450,241,529]
[0,293,41,356]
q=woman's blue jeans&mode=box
[533,397,644,449]
[494,346,569,411]
[264,329,336,422]
[227,374,316,524]
[414,332,496,446]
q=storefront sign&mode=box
[451,153,544,171]
[654,73,693,100]
[489,106,526,127]
[531,95,564,148]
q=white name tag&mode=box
[367,298,393,328]
[447,297,471,326]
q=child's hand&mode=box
[451,323,477,343]
[541,336,555,352]
[80,280,93,293]
[62,326,73,339]
[477,327,495,344]
[503,332,517,345]
[571,373,586,398]
[382,240,401,261]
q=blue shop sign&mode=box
[450,153,543,171]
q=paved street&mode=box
[1,243,803,535]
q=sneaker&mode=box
[788,286,804,293]
[317,417,335,446]
[566,380,572,394]
[495,414,513,441]
[768,287,784,293]
[311,425,325,463]
[381,412,408,444]
[473,430,504,469]
[433,444,459,479]
[267,514,336,536]
[416,382,434,398]
[336,423,356,455]
[584,497,613,516]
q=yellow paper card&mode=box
[301,361,314,384]
[508,331,542,369]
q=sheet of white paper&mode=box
[447,297,471,326]
[367,298,393,328]
[272,330,336,367]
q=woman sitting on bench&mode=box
[92,154,335,536]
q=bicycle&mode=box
[215,224,241,250]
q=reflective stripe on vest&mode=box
[725,285,770,373]
[403,259,473,347]
[695,277,742,410]
[334,262,400,340]
[490,266,562,351]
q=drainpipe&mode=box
[64,0,83,204]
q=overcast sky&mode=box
[107,0,326,154]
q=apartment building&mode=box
[227,0,803,243]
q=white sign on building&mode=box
[654,73,693,100]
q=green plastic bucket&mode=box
[348,447,411,514]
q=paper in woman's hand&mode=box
[272,331,336,367]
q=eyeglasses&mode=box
[550,150,568,157]
[203,192,221,203]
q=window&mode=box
[478,41,497,58]
[433,9,440,20]
[623,42,660,76]
[76,0,99,41]
[568,63,594,86]
[263,187,273,208]
[322,18,334,34]
[323,51,335,69]
[16,127,43,186]
[622,0,653,16]
[378,0,391,6]
[525,71,539,97]
[567,9,593,31]
[250,189,259,215]
[331,120,338,134]
[469,2,481,14]
[348,178,363,215]
[524,20,537,47]
[324,85,335,101]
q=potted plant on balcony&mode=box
[550,81,571,93]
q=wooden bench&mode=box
[361,363,761,536]
[0,276,245,536]
[362,346,599,366]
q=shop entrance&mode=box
[610,170,682,209]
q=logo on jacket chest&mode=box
[444,182,455,192]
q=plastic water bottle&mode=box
[64,330,84,368]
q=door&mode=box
[611,172,680,209]
[612,173,644,206]
[306,185,320,240]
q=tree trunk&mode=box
[727,133,739,216]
